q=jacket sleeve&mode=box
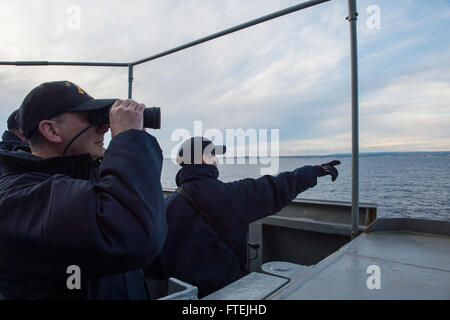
[38,129,167,278]
[225,166,318,225]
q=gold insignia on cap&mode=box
[76,85,86,95]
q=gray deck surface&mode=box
[267,229,450,300]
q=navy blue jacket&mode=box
[145,164,318,298]
[0,129,167,299]
[0,130,29,176]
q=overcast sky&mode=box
[1,0,449,156]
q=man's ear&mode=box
[37,120,63,144]
[202,154,218,166]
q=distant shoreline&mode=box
[163,150,450,160]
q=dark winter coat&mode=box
[0,130,29,176]
[0,129,167,299]
[145,163,318,297]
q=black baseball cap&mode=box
[176,136,226,165]
[17,81,117,138]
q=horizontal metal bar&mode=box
[131,0,331,66]
[0,0,330,69]
[0,61,128,67]
[162,187,377,208]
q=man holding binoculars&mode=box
[0,81,166,299]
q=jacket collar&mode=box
[1,130,23,143]
[175,164,219,186]
[0,149,97,180]
[0,130,29,152]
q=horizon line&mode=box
[163,150,450,160]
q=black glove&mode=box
[314,160,341,182]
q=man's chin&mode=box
[91,148,106,160]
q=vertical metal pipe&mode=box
[347,0,359,239]
[128,64,134,99]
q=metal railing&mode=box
[0,0,360,238]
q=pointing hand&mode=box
[314,160,341,182]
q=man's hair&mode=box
[7,110,19,131]
[29,130,46,147]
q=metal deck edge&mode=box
[261,215,367,237]
[266,232,370,299]
[267,217,450,299]
[365,218,450,237]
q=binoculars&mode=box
[88,106,161,129]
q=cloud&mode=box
[359,72,450,151]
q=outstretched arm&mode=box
[225,160,341,224]
[226,165,318,224]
